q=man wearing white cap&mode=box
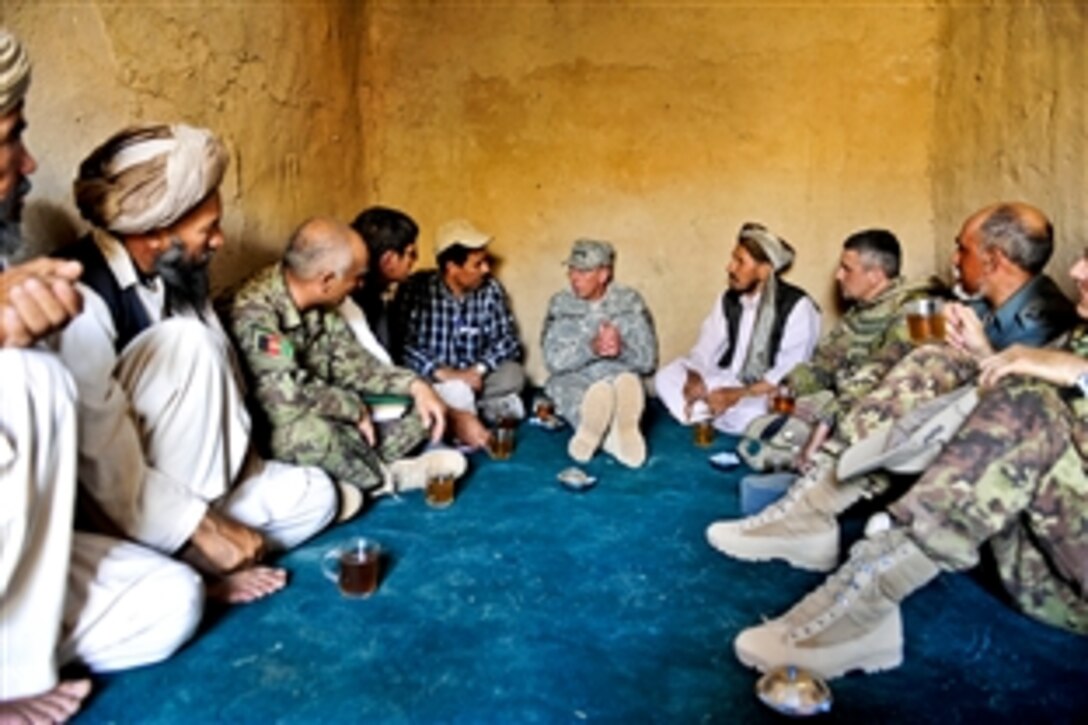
[654,222,821,434]
[1,30,202,723]
[392,218,526,424]
[53,123,343,608]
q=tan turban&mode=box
[0,28,31,116]
[74,123,228,235]
[738,222,794,273]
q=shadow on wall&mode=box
[22,200,82,259]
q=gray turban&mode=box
[0,28,31,116]
[74,123,228,235]
[738,222,794,272]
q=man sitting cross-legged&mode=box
[732,249,1088,680]
[226,217,466,503]
[55,123,343,605]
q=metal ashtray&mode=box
[755,665,833,717]
[557,467,597,492]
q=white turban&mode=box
[74,123,228,235]
[0,28,31,116]
[738,222,794,272]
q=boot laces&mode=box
[785,535,909,638]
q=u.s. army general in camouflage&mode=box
[227,263,428,491]
[541,276,657,424]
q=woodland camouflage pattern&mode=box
[787,277,936,425]
[890,344,1088,635]
[227,263,427,490]
[541,282,657,425]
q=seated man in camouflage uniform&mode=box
[732,250,1088,681]
[541,239,657,468]
[226,217,466,503]
[739,228,935,475]
[708,202,1076,571]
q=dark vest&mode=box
[58,235,151,353]
[717,279,809,369]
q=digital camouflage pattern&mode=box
[824,273,1075,436]
[890,358,1088,635]
[787,277,936,424]
[541,282,657,424]
[226,264,427,491]
[836,344,982,446]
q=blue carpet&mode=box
[76,403,1088,723]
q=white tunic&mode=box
[655,288,821,433]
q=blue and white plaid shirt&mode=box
[392,270,522,378]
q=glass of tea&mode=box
[321,537,381,598]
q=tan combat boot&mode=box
[733,526,940,680]
[602,373,647,468]
[568,380,615,463]
[705,452,866,571]
[387,448,468,492]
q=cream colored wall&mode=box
[365,2,940,381]
[9,1,369,281]
[931,1,1087,298]
[5,1,1084,384]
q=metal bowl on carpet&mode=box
[755,665,832,717]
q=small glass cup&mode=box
[321,537,381,598]
[533,395,556,423]
[488,424,515,460]
[693,419,715,447]
[906,298,945,344]
[771,384,796,415]
[425,472,456,508]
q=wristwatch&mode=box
[1074,372,1088,398]
[473,362,489,376]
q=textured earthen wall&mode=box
[359,1,941,379]
[5,1,1084,382]
[932,1,1086,296]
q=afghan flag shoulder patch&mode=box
[256,330,295,359]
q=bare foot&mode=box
[449,409,490,451]
[206,566,287,604]
[0,679,92,724]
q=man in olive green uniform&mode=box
[708,202,1076,573]
[227,217,464,498]
[740,229,934,472]
[733,254,1088,681]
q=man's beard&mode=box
[0,177,31,263]
[155,239,211,317]
[729,275,758,296]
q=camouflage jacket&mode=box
[787,277,934,422]
[226,263,418,430]
[541,282,658,380]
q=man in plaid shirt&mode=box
[392,219,526,423]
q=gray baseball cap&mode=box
[564,238,615,270]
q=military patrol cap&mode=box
[564,238,615,270]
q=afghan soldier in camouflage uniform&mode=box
[541,239,657,467]
[227,218,462,497]
[742,229,936,472]
[709,202,1077,572]
[733,295,1088,681]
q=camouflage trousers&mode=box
[270,412,428,492]
[890,378,1088,635]
[837,343,981,446]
